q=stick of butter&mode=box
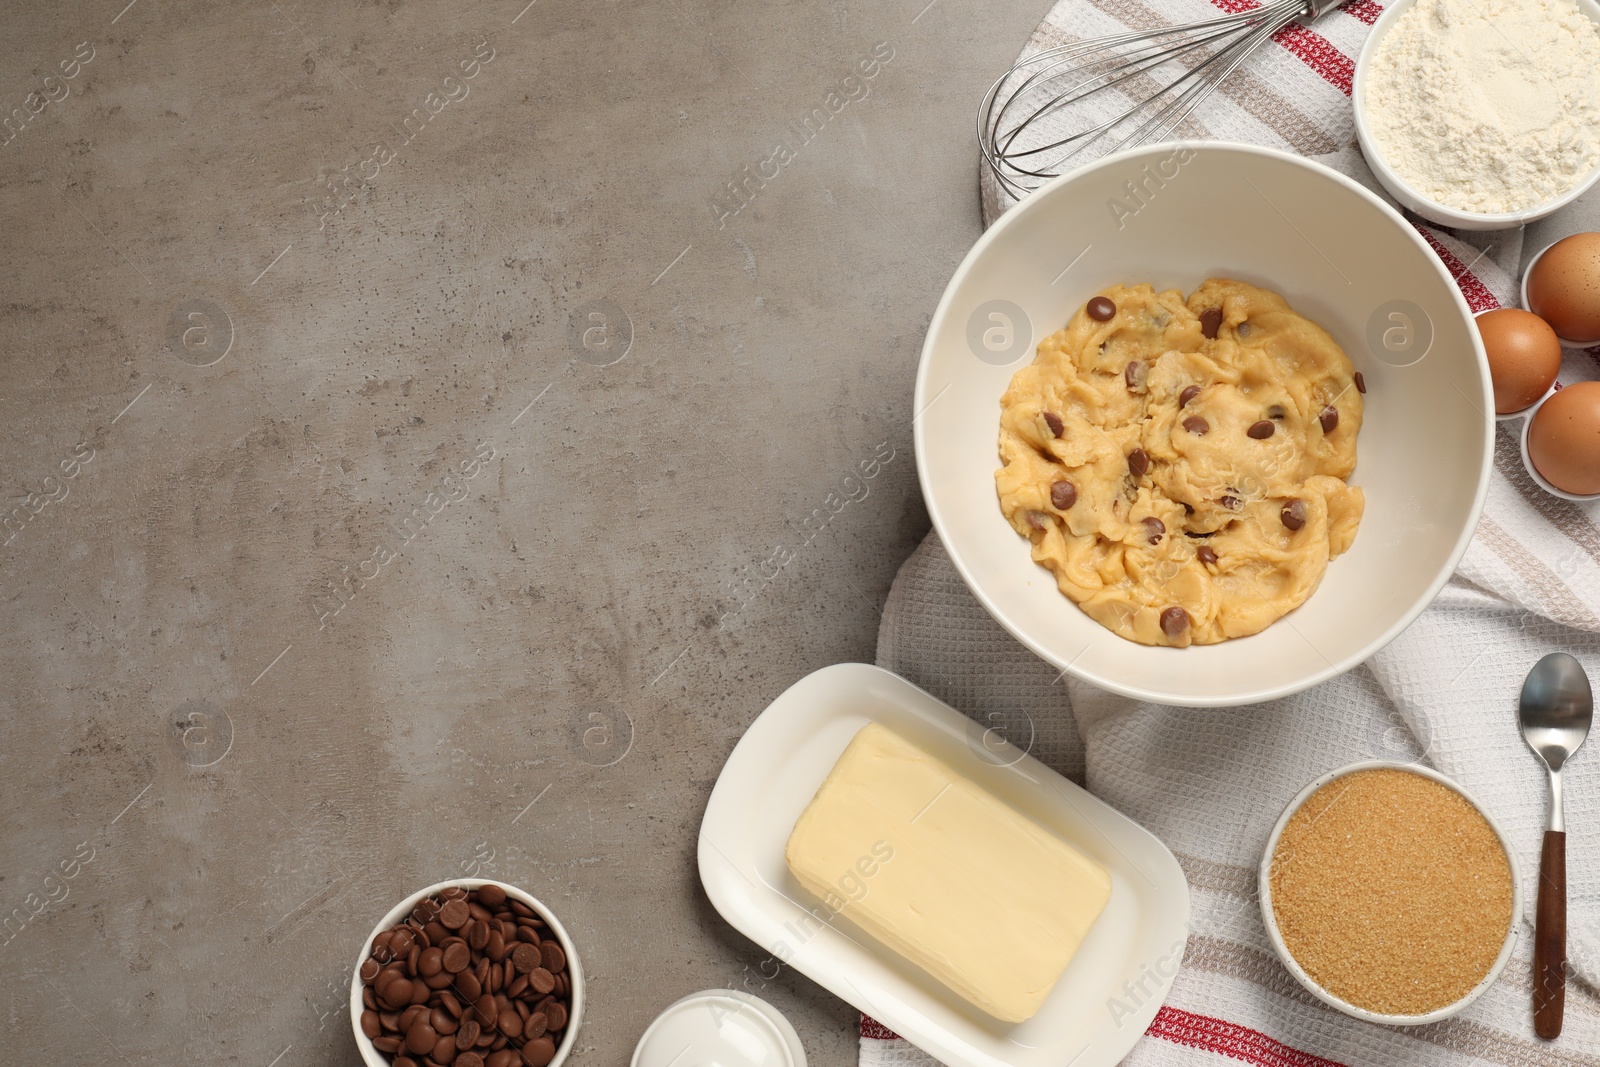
[785,722,1112,1023]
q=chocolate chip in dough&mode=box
[1042,411,1064,438]
[1125,361,1146,391]
[1247,420,1275,440]
[1197,546,1218,566]
[1142,517,1165,544]
[1160,607,1190,637]
[1354,371,1367,394]
[1025,510,1051,532]
[1319,405,1338,433]
[1219,492,1241,511]
[1128,448,1150,478]
[1199,308,1223,339]
[1050,480,1077,510]
[1179,384,1201,407]
[1087,296,1116,321]
[1182,416,1209,435]
[1281,499,1307,531]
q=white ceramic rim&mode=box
[629,989,807,1067]
[1520,393,1600,501]
[1352,0,1600,230]
[350,878,586,1067]
[1520,240,1600,348]
[914,139,1493,708]
[1472,309,1559,420]
[1257,760,1523,1026]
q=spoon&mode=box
[1519,652,1593,1040]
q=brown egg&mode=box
[1528,382,1600,496]
[1527,233,1600,343]
[1476,309,1562,414]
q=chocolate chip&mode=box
[1143,517,1165,544]
[1160,607,1190,637]
[1087,296,1116,321]
[1354,371,1367,394]
[407,1020,439,1056]
[1179,384,1201,407]
[1182,416,1209,435]
[363,1011,383,1039]
[529,968,556,996]
[520,1037,557,1067]
[456,970,481,1002]
[439,899,470,930]
[1128,448,1150,478]
[1050,480,1077,510]
[467,920,490,951]
[455,1053,485,1067]
[1281,499,1307,531]
[455,1020,482,1051]
[1247,420,1275,440]
[442,943,471,974]
[362,959,382,983]
[430,1008,457,1036]
[500,1011,524,1040]
[512,943,541,974]
[476,885,506,908]
[1199,308,1223,339]
[1319,405,1338,433]
[544,1003,567,1031]
[1125,361,1146,391]
[1042,411,1064,438]
[373,1037,402,1055]
[1025,510,1051,531]
[1197,546,1218,566]
[1220,493,1241,511]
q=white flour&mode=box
[1364,0,1600,214]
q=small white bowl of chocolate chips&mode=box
[351,879,583,1067]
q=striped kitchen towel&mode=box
[865,0,1600,1064]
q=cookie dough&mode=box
[996,279,1364,647]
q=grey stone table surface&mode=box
[0,0,1051,1064]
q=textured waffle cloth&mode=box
[861,1,1600,1064]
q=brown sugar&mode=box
[1268,768,1514,1016]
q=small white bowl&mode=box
[1353,0,1600,231]
[351,878,585,1067]
[1258,760,1521,1026]
[1521,239,1600,348]
[1520,391,1600,502]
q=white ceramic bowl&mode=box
[351,878,585,1067]
[1258,760,1522,1026]
[914,141,1491,707]
[1353,0,1600,230]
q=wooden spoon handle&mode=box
[1535,829,1566,1040]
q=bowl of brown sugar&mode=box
[1259,761,1520,1025]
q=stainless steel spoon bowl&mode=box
[1518,652,1593,1040]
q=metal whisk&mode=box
[979,0,1345,200]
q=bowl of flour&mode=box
[1355,0,1600,229]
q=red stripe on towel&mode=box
[863,1006,1347,1066]
[1413,226,1502,312]
[1147,1007,1351,1067]
[1208,0,1357,94]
